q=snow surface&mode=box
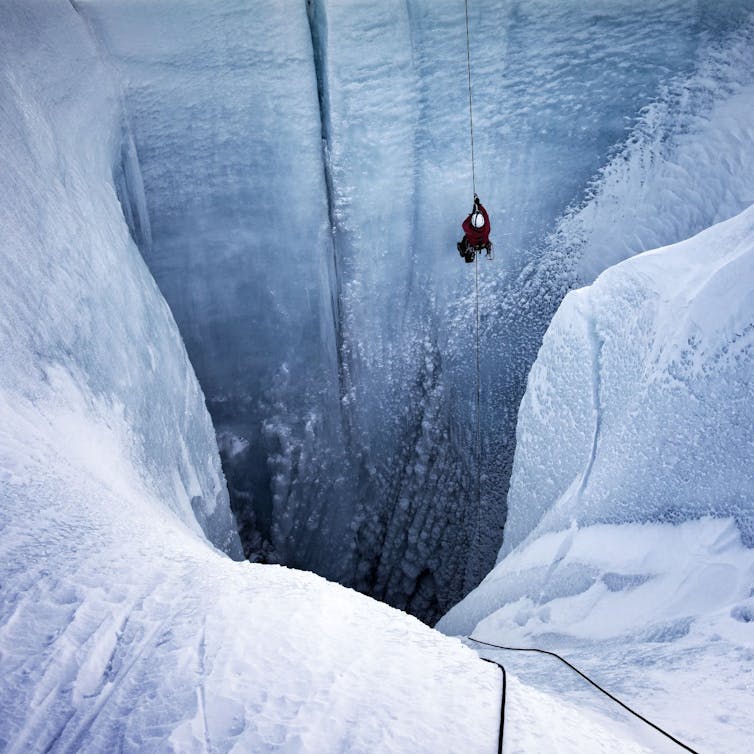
[1,407,505,752]
[505,205,754,556]
[76,0,754,620]
[440,207,754,752]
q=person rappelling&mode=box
[458,0,493,265]
[457,194,492,263]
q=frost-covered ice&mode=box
[505,205,754,555]
[0,0,240,557]
[440,207,754,752]
[76,0,754,620]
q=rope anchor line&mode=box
[469,637,700,754]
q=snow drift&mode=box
[505,205,754,557]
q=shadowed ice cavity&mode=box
[79,0,754,622]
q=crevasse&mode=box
[77,0,754,622]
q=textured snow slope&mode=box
[440,207,754,752]
[505,205,754,556]
[0,0,240,556]
[0,411,504,752]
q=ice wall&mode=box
[76,0,352,579]
[78,0,754,620]
[503,205,754,558]
[0,0,241,557]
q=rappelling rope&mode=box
[468,637,700,754]
[464,0,483,557]
[479,657,506,754]
[473,249,482,552]
[464,0,476,196]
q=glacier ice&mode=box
[75,0,754,620]
[556,17,754,283]
[0,7,656,750]
[0,0,240,558]
[76,0,352,581]
[439,206,754,752]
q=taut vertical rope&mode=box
[464,0,476,195]
[465,0,482,559]
[473,247,482,555]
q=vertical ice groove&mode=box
[579,309,604,498]
[69,0,153,255]
[305,0,348,410]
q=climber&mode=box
[457,194,492,263]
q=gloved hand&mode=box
[474,194,480,205]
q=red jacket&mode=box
[462,202,490,246]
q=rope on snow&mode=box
[469,637,701,754]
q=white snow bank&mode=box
[0,0,240,556]
[505,204,754,558]
[442,518,754,643]
[0,380,505,752]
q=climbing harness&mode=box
[469,637,700,754]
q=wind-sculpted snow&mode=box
[77,0,754,620]
[503,206,754,556]
[0,0,240,557]
[0,410,506,751]
[439,207,754,752]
